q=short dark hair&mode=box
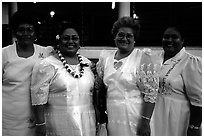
[10,11,37,33]
[111,16,140,40]
[57,21,80,37]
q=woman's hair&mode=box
[111,16,140,40]
[57,21,80,37]
[164,26,184,40]
[10,11,37,33]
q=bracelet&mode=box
[189,124,200,130]
[141,115,151,121]
[35,122,46,126]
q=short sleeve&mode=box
[182,55,202,106]
[44,46,54,56]
[136,49,161,103]
[31,59,55,105]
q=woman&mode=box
[31,21,96,136]
[151,26,202,136]
[96,16,160,136]
[2,12,52,136]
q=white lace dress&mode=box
[151,48,202,136]
[97,48,160,136]
[31,55,96,136]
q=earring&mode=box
[56,35,60,40]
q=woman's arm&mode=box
[33,105,46,136]
[181,55,202,135]
[136,49,160,136]
[137,101,155,136]
[93,74,107,125]
[187,105,202,136]
[31,59,55,136]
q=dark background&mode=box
[2,2,202,47]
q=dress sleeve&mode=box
[44,46,54,57]
[182,55,202,107]
[31,59,55,105]
[136,49,161,103]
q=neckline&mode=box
[114,49,134,61]
[14,42,36,59]
[56,50,89,78]
[163,47,185,64]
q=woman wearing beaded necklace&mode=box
[151,26,202,136]
[31,21,96,135]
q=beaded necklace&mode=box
[56,50,89,78]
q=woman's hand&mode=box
[137,117,151,136]
[35,124,46,136]
[187,126,202,136]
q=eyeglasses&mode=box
[116,32,134,40]
[61,35,79,42]
[17,27,35,34]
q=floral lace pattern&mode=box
[136,63,160,103]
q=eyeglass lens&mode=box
[61,35,79,41]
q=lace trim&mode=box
[136,63,160,103]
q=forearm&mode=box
[93,74,107,124]
[189,105,202,127]
[141,101,155,119]
[33,105,45,124]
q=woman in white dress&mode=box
[151,26,202,136]
[96,16,161,136]
[2,11,52,136]
[31,21,96,136]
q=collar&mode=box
[162,47,186,64]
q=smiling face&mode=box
[59,28,80,57]
[115,27,135,54]
[162,27,184,58]
[15,23,35,46]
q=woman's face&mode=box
[15,23,35,45]
[162,27,184,58]
[115,27,135,53]
[59,28,80,56]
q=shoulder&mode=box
[2,44,15,59]
[34,44,54,51]
[34,56,57,73]
[34,44,54,57]
[81,55,92,64]
[183,52,202,68]
[185,51,201,61]
[2,44,15,52]
[99,49,115,59]
[140,48,163,67]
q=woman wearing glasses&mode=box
[31,21,96,136]
[95,16,161,136]
[2,12,52,136]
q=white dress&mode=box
[97,48,160,136]
[2,43,52,136]
[151,48,202,136]
[31,55,96,136]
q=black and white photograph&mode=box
[2,1,202,136]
